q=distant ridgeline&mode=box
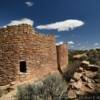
[0,24,68,86]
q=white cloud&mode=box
[36,19,84,32]
[68,41,75,45]
[56,41,64,45]
[94,43,99,46]
[25,1,34,7]
[4,18,34,27]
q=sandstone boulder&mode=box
[79,84,93,93]
[81,61,90,65]
[73,53,87,59]
[73,72,83,81]
[85,82,94,90]
[81,75,93,83]
[72,80,83,89]
[84,70,97,78]
[75,90,85,95]
[67,89,77,99]
[81,61,90,69]
[77,67,83,72]
[87,64,99,71]
[70,79,75,83]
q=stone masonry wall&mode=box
[0,24,58,86]
[56,44,68,72]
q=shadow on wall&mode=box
[56,43,68,80]
[60,60,81,82]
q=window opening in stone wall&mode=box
[20,61,27,73]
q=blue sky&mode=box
[0,0,100,50]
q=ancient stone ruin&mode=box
[0,24,68,86]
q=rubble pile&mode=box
[67,60,100,99]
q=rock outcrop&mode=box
[67,60,100,99]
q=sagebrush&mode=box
[16,74,68,100]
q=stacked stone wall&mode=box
[0,24,68,86]
[0,24,57,85]
[56,44,68,71]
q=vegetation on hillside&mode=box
[69,48,100,64]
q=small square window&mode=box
[20,61,27,73]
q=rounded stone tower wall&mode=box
[56,43,68,72]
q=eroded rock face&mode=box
[67,60,100,99]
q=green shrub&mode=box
[42,75,68,100]
[16,74,68,100]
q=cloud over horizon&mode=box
[4,18,34,27]
[36,19,84,32]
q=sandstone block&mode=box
[73,72,83,81]
[67,89,77,99]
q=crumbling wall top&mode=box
[0,24,55,39]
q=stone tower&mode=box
[56,43,68,72]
